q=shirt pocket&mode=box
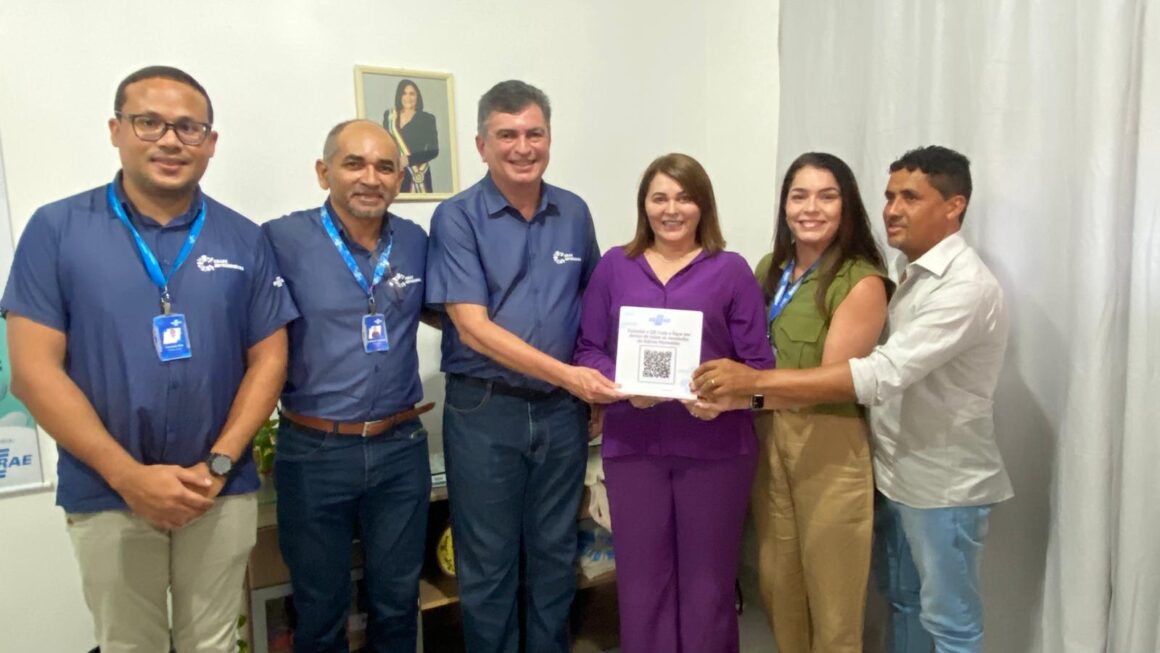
[774,313,825,369]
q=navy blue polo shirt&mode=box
[0,176,299,513]
[262,202,426,421]
[425,174,600,392]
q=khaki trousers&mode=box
[751,411,874,653]
[67,492,258,653]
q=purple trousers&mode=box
[604,453,757,653]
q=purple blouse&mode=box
[574,246,775,459]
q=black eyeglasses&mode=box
[115,112,213,146]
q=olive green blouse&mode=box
[754,254,886,417]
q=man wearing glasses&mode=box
[262,120,435,653]
[1,66,297,652]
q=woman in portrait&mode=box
[749,152,890,653]
[574,153,774,653]
[383,78,439,194]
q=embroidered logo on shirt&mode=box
[196,255,246,272]
[388,272,422,288]
[273,276,285,288]
[553,250,582,265]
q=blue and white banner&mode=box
[0,132,47,496]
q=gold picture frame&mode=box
[354,66,461,201]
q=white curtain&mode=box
[775,1,1159,651]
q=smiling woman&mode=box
[573,153,775,653]
[642,171,702,264]
[750,152,890,653]
[353,66,460,200]
[384,78,439,194]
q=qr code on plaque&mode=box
[638,346,676,384]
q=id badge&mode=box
[152,314,192,362]
[362,313,390,353]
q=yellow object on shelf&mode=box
[437,524,455,577]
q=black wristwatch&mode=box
[205,452,235,478]
[750,394,765,410]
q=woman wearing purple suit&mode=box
[574,153,774,652]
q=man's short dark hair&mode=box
[889,145,972,223]
[476,80,551,135]
[114,65,214,124]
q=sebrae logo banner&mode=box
[0,133,47,495]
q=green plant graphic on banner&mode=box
[0,132,48,494]
[0,319,34,428]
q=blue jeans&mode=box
[443,375,588,653]
[873,492,993,653]
[275,418,431,653]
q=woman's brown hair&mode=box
[765,152,887,317]
[625,153,726,257]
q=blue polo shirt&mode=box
[0,176,299,513]
[262,203,426,421]
[425,174,600,392]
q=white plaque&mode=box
[614,306,703,400]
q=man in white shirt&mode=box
[693,146,1011,653]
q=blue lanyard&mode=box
[768,257,821,324]
[320,205,394,313]
[106,183,206,314]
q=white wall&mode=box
[0,1,780,648]
[704,2,781,264]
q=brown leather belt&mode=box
[281,402,435,437]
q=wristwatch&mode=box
[205,452,234,478]
[750,394,765,410]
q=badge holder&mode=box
[153,312,193,362]
[362,313,390,353]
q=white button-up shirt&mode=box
[849,233,1013,508]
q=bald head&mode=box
[322,119,398,164]
[316,120,403,221]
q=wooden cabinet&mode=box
[244,483,618,652]
[419,485,619,652]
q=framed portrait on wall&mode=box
[354,66,461,201]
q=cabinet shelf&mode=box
[418,568,615,612]
[419,572,459,610]
[251,484,610,605]
[247,473,617,651]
